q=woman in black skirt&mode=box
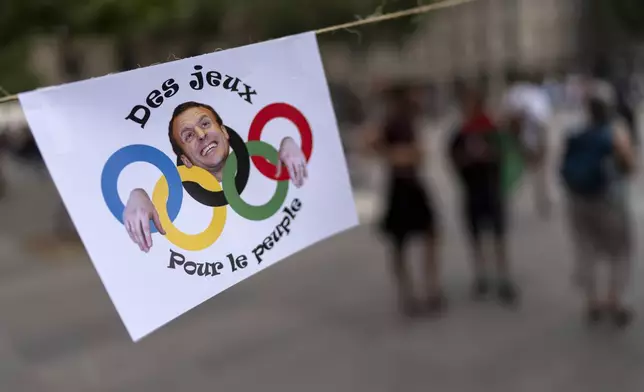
[366,84,444,316]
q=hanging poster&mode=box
[19,32,358,341]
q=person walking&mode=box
[365,83,444,317]
[501,69,554,218]
[449,86,518,305]
[560,81,636,328]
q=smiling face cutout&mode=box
[171,106,230,175]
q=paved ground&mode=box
[2,110,644,391]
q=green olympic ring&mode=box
[223,140,289,221]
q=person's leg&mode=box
[492,198,509,281]
[611,198,636,327]
[465,198,488,299]
[581,258,602,324]
[568,201,602,324]
[532,146,551,219]
[492,197,518,305]
[493,235,509,282]
[606,258,632,327]
[423,229,445,313]
[390,235,416,315]
[606,234,634,328]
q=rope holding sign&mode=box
[0,0,477,105]
[314,0,476,34]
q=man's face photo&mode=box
[171,106,230,172]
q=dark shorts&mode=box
[464,194,506,240]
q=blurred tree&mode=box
[248,0,435,49]
[582,0,644,71]
[604,0,644,37]
[0,40,40,94]
[0,0,437,91]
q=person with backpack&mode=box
[449,86,518,305]
[560,81,636,328]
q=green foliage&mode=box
[0,0,437,90]
[0,39,41,94]
[603,0,644,37]
[0,0,435,46]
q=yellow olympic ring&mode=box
[152,165,227,251]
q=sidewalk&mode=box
[3,167,644,392]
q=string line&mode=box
[315,0,474,34]
[0,0,475,104]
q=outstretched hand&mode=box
[277,137,308,188]
[123,188,165,253]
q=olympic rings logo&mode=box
[100,103,313,252]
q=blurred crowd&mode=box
[362,61,641,327]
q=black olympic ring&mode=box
[177,126,250,207]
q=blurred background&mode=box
[2,0,644,391]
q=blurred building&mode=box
[324,0,585,108]
[22,0,642,113]
[395,0,581,100]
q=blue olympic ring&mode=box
[101,144,183,234]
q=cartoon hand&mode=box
[277,137,308,188]
[122,188,165,253]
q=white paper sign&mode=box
[19,32,358,341]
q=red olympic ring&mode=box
[247,103,313,181]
